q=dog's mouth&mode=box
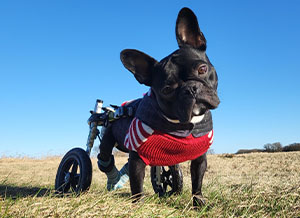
[192,104,208,116]
[178,94,219,123]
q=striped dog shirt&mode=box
[118,89,214,166]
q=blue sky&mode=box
[0,1,299,157]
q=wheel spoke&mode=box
[74,174,80,184]
[166,179,172,187]
[162,168,174,194]
[166,170,171,177]
[163,182,168,192]
[64,182,71,192]
[71,176,79,191]
[68,160,79,191]
[160,167,171,193]
[71,160,78,175]
[61,180,70,192]
[162,169,171,178]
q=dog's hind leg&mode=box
[97,125,129,191]
[129,151,146,202]
[97,125,116,170]
[191,153,207,207]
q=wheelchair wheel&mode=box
[150,165,183,197]
[55,147,92,195]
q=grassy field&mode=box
[0,152,299,217]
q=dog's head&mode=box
[121,7,219,123]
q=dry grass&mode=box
[0,152,300,217]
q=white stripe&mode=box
[124,118,154,151]
[208,130,213,138]
[141,122,154,135]
[130,122,139,149]
[136,120,147,143]
[128,130,136,151]
[209,135,214,144]
[127,120,136,151]
[147,89,151,96]
[124,134,129,148]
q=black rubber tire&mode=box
[150,165,183,197]
[55,148,92,195]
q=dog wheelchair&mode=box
[55,99,183,197]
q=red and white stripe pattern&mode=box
[208,130,214,144]
[124,118,154,151]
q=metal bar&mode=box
[156,166,162,186]
[86,100,103,155]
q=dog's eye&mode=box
[198,64,208,75]
[161,86,174,95]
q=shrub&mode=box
[282,143,300,152]
[207,148,215,155]
[236,149,264,154]
[263,142,282,152]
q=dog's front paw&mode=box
[193,195,206,208]
[131,193,144,204]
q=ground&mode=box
[0,152,299,217]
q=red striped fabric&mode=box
[124,118,154,151]
[124,118,213,166]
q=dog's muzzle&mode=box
[177,83,219,123]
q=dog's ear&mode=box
[120,49,158,86]
[176,7,207,50]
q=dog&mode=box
[97,7,219,207]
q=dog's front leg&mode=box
[191,153,207,207]
[129,151,146,202]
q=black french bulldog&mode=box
[97,7,219,207]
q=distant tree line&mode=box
[236,142,300,154]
